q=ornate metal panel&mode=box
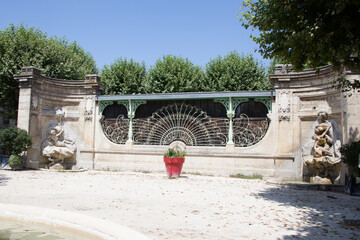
[133,103,227,146]
[99,101,115,115]
[101,115,129,144]
[117,100,147,118]
[100,102,270,147]
[233,114,270,147]
[214,98,249,117]
[254,97,272,113]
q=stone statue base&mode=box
[310,176,332,184]
[304,157,341,184]
[43,145,76,162]
[49,163,64,170]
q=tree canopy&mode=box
[239,0,360,89]
[101,58,147,95]
[0,24,98,119]
[101,53,272,94]
[147,55,205,93]
[205,51,272,91]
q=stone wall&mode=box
[270,65,360,182]
[15,65,359,181]
[15,66,102,169]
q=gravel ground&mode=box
[0,170,359,240]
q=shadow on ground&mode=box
[253,185,360,239]
[0,172,10,186]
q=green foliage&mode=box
[101,58,147,94]
[0,24,98,119]
[8,154,23,169]
[340,141,360,175]
[147,55,205,93]
[164,148,186,158]
[229,173,263,180]
[204,51,273,91]
[0,126,32,155]
[239,0,360,90]
[101,53,274,94]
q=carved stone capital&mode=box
[279,115,290,121]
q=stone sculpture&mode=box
[42,108,76,169]
[304,109,341,184]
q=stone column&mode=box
[81,74,102,169]
[14,67,42,168]
[15,67,41,132]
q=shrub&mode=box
[8,154,23,169]
[0,126,32,155]
[164,148,186,158]
[340,140,360,176]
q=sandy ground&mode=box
[0,170,359,240]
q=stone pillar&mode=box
[83,74,101,147]
[16,67,41,132]
[80,74,102,169]
[14,67,42,168]
[343,70,360,143]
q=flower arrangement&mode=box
[164,148,186,158]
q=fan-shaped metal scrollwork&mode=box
[101,115,129,144]
[233,114,269,147]
[133,103,227,146]
[100,102,270,147]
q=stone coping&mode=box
[0,203,152,240]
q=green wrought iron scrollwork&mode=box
[101,115,129,144]
[214,97,249,144]
[99,101,115,115]
[233,114,270,147]
[117,100,147,118]
[133,103,228,146]
[100,101,270,147]
[116,99,147,143]
[254,97,272,113]
[214,97,249,116]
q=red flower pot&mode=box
[163,157,185,178]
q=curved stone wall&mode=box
[15,65,360,181]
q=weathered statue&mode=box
[304,109,341,184]
[42,108,76,169]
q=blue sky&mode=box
[0,0,269,70]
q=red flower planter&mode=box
[164,157,185,178]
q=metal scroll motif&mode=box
[100,102,270,147]
[133,103,227,146]
[233,114,270,147]
[101,115,129,144]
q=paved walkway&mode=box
[0,170,359,240]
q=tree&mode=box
[204,51,272,91]
[0,24,98,119]
[101,58,147,95]
[340,140,360,176]
[147,55,205,93]
[0,126,32,156]
[239,0,360,90]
